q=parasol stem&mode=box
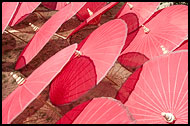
[29,23,66,39]
[141,25,150,34]
[105,76,119,87]
[87,8,93,16]
[36,98,62,118]
[161,112,176,124]
[127,3,133,9]
[5,30,28,43]
[10,72,26,86]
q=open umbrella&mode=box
[57,97,136,124]
[115,2,160,26]
[49,56,97,105]
[2,44,77,124]
[49,19,127,106]
[66,2,119,39]
[15,2,86,70]
[76,2,107,24]
[42,2,70,10]
[8,2,41,26]
[173,39,188,51]
[124,50,188,124]
[2,2,19,33]
[120,5,188,68]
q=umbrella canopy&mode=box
[15,2,86,70]
[42,2,70,10]
[76,2,107,24]
[115,2,160,26]
[124,50,188,124]
[57,97,136,124]
[49,56,97,105]
[121,5,188,63]
[2,44,77,124]
[66,2,119,39]
[8,2,41,26]
[173,39,188,51]
[74,19,127,84]
[2,2,19,33]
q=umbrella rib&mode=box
[23,84,36,96]
[147,66,167,111]
[29,70,61,80]
[176,107,188,117]
[153,33,178,46]
[147,34,153,58]
[172,52,182,113]
[175,90,188,112]
[168,56,172,112]
[157,60,169,111]
[173,71,188,112]
[105,111,126,124]
[175,94,188,114]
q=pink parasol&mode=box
[115,2,160,26]
[76,2,107,24]
[120,5,188,67]
[15,2,86,70]
[2,2,19,33]
[124,50,188,124]
[42,2,70,10]
[8,2,41,26]
[57,97,136,124]
[73,19,127,84]
[66,2,119,39]
[173,39,188,51]
[2,44,77,124]
[49,56,97,105]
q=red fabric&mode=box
[15,2,86,70]
[125,51,188,124]
[2,44,77,124]
[173,39,188,51]
[49,56,97,105]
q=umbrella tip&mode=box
[161,112,176,124]
[142,25,150,34]
[127,3,133,10]
[10,72,26,86]
[87,8,93,16]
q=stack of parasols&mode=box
[2,2,188,124]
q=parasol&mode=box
[15,2,86,70]
[173,39,188,51]
[2,2,19,33]
[76,2,107,24]
[120,5,188,68]
[2,44,77,124]
[49,56,97,105]
[57,97,136,124]
[8,2,41,26]
[115,2,160,26]
[124,50,188,124]
[66,2,119,39]
[42,2,70,10]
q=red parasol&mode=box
[66,2,119,39]
[15,2,86,70]
[57,97,136,124]
[73,19,127,84]
[120,5,188,66]
[124,50,188,124]
[173,39,188,51]
[2,2,19,33]
[76,2,107,24]
[2,44,77,124]
[8,2,41,26]
[49,56,97,105]
[115,2,160,26]
[42,2,70,10]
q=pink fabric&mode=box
[115,2,160,26]
[15,2,86,70]
[125,51,188,124]
[76,2,107,24]
[9,2,41,26]
[58,97,136,124]
[2,2,18,33]
[2,44,77,124]
[66,2,119,39]
[78,19,127,84]
[42,2,68,10]
[173,39,188,51]
[49,56,97,105]
[121,5,188,60]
